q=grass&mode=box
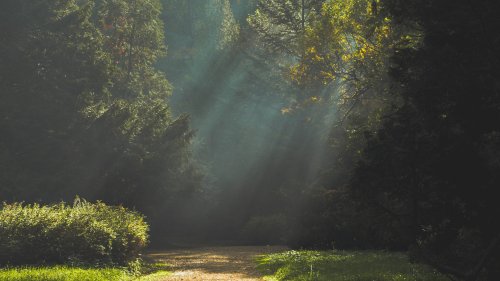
[0,267,131,281]
[0,263,171,281]
[256,250,449,281]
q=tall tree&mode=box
[351,0,500,279]
[0,0,200,223]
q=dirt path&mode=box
[147,246,287,281]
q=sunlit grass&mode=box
[0,267,131,281]
[0,265,171,281]
[257,250,448,281]
[134,271,171,281]
[135,261,172,281]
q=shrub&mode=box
[240,214,289,244]
[0,198,149,266]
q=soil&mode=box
[147,246,288,281]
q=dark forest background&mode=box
[1,0,499,280]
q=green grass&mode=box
[0,265,171,281]
[0,267,131,281]
[256,250,449,281]
[134,271,171,281]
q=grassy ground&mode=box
[257,250,449,281]
[0,264,170,281]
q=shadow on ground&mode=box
[147,246,287,281]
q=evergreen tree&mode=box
[0,0,200,223]
[351,0,500,279]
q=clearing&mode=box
[147,246,287,281]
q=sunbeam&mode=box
[1,0,497,279]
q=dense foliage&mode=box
[349,1,500,279]
[0,199,148,265]
[0,0,200,229]
[246,0,500,279]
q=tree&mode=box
[350,0,500,279]
[0,0,200,226]
[248,0,324,57]
[97,0,170,98]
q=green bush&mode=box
[0,198,149,266]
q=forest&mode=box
[0,0,499,280]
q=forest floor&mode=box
[146,246,288,281]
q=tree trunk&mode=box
[301,0,305,30]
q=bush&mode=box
[240,214,289,244]
[0,198,149,266]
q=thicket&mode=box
[0,199,148,266]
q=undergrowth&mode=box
[257,250,449,281]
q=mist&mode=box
[2,0,498,279]
[158,0,339,243]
